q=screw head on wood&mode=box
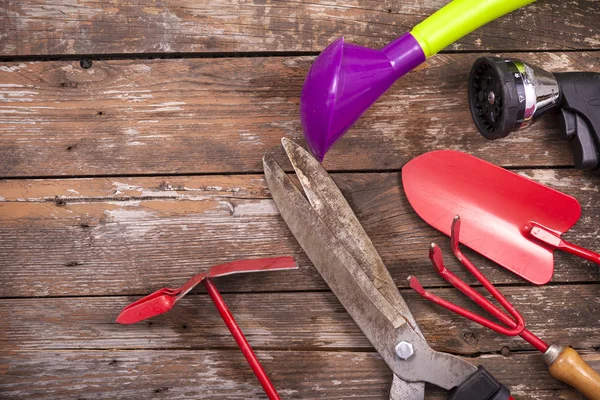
[395,341,414,360]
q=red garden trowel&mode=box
[402,150,599,285]
[116,256,297,400]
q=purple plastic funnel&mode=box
[300,32,425,161]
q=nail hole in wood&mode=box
[97,111,104,116]
[80,59,93,69]
[462,330,478,345]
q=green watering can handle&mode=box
[411,0,536,58]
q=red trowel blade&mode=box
[402,150,581,285]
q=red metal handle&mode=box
[559,239,600,265]
[203,279,281,400]
[526,224,600,266]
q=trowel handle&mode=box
[410,0,535,58]
[527,225,600,266]
[559,239,600,266]
[544,345,600,400]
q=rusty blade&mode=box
[281,137,424,338]
[282,138,427,399]
[263,152,476,389]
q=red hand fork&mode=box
[408,217,600,400]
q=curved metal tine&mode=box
[450,216,525,331]
[408,267,523,336]
[408,217,524,337]
[430,243,522,332]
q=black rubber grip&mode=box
[447,366,511,400]
[556,72,600,171]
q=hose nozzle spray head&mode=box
[468,57,560,140]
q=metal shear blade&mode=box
[281,138,423,335]
[263,138,477,397]
[281,138,426,399]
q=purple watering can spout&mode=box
[300,33,426,161]
[297,0,536,161]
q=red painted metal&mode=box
[409,217,549,354]
[203,278,280,400]
[402,150,590,285]
[526,222,600,264]
[116,256,297,324]
[115,256,296,399]
[560,241,600,264]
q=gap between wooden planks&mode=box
[1,285,599,354]
[0,169,599,298]
[2,52,600,177]
[1,349,598,399]
[1,0,599,56]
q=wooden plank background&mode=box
[1,0,599,399]
[2,0,600,56]
[2,52,600,177]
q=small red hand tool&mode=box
[409,217,600,400]
[116,256,297,400]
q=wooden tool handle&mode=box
[546,346,600,400]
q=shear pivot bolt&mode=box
[395,341,414,360]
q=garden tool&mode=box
[301,0,535,161]
[469,56,600,169]
[116,256,297,400]
[409,216,600,400]
[264,137,516,399]
[402,149,600,285]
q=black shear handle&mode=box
[448,366,512,400]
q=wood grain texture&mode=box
[2,1,600,398]
[2,285,599,355]
[2,0,600,56]
[2,349,598,399]
[2,52,600,177]
[1,169,599,297]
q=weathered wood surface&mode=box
[2,52,600,177]
[2,1,600,398]
[2,0,599,57]
[2,169,600,297]
[2,350,599,399]
[2,285,599,355]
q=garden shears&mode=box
[263,138,515,399]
